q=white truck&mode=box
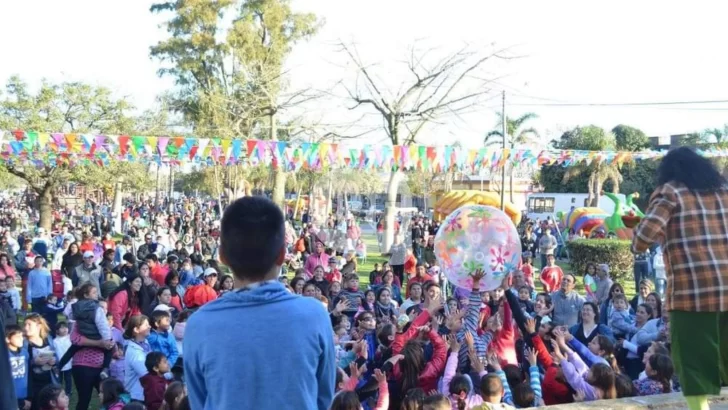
[525,192,626,222]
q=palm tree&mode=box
[484,113,540,203]
[563,162,623,207]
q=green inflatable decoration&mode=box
[602,192,645,239]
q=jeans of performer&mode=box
[633,262,650,290]
[540,253,548,270]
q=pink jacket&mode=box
[441,352,485,410]
[109,290,140,330]
[304,253,329,278]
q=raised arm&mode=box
[421,328,448,380]
[632,185,677,253]
[504,285,528,336]
[567,337,607,368]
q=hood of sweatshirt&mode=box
[198,281,297,312]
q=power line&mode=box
[508,98,728,107]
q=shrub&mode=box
[567,239,635,282]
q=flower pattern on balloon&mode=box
[489,246,510,273]
[433,205,521,291]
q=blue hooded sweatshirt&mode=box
[184,281,336,410]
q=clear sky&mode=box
[2,0,728,149]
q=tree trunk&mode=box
[587,173,597,207]
[168,166,175,213]
[113,180,123,233]
[155,165,161,206]
[383,171,403,254]
[293,187,303,220]
[269,112,287,210]
[38,184,54,231]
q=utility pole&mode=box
[500,90,507,210]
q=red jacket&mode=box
[140,373,170,410]
[531,333,572,405]
[489,300,518,366]
[391,310,447,392]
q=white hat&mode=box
[83,251,94,259]
[203,267,218,277]
[153,304,172,313]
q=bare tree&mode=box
[339,42,510,251]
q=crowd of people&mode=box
[0,195,230,410]
[0,146,726,410]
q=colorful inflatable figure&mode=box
[560,207,609,237]
[602,192,645,239]
[433,190,522,226]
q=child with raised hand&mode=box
[333,274,365,320]
[147,310,179,374]
[552,329,617,402]
[99,377,132,410]
[440,334,485,409]
[515,347,544,408]
[633,354,674,396]
[36,385,69,410]
[141,351,172,410]
[457,269,495,372]
[6,324,30,410]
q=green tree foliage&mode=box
[0,76,145,229]
[485,112,540,203]
[612,124,650,151]
[619,160,658,209]
[541,125,621,206]
[150,0,319,208]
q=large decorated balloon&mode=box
[434,205,522,291]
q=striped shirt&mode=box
[632,182,728,312]
[457,290,493,372]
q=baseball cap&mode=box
[203,267,218,277]
[83,251,94,259]
[153,304,172,313]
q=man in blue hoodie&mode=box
[185,196,335,410]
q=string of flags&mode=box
[0,130,721,173]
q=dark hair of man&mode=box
[657,146,727,191]
[220,196,285,281]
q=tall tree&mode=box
[150,0,319,209]
[341,42,507,251]
[612,124,650,151]
[556,125,622,206]
[0,76,138,230]
[702,125,728,144]
[484,112,540,203]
